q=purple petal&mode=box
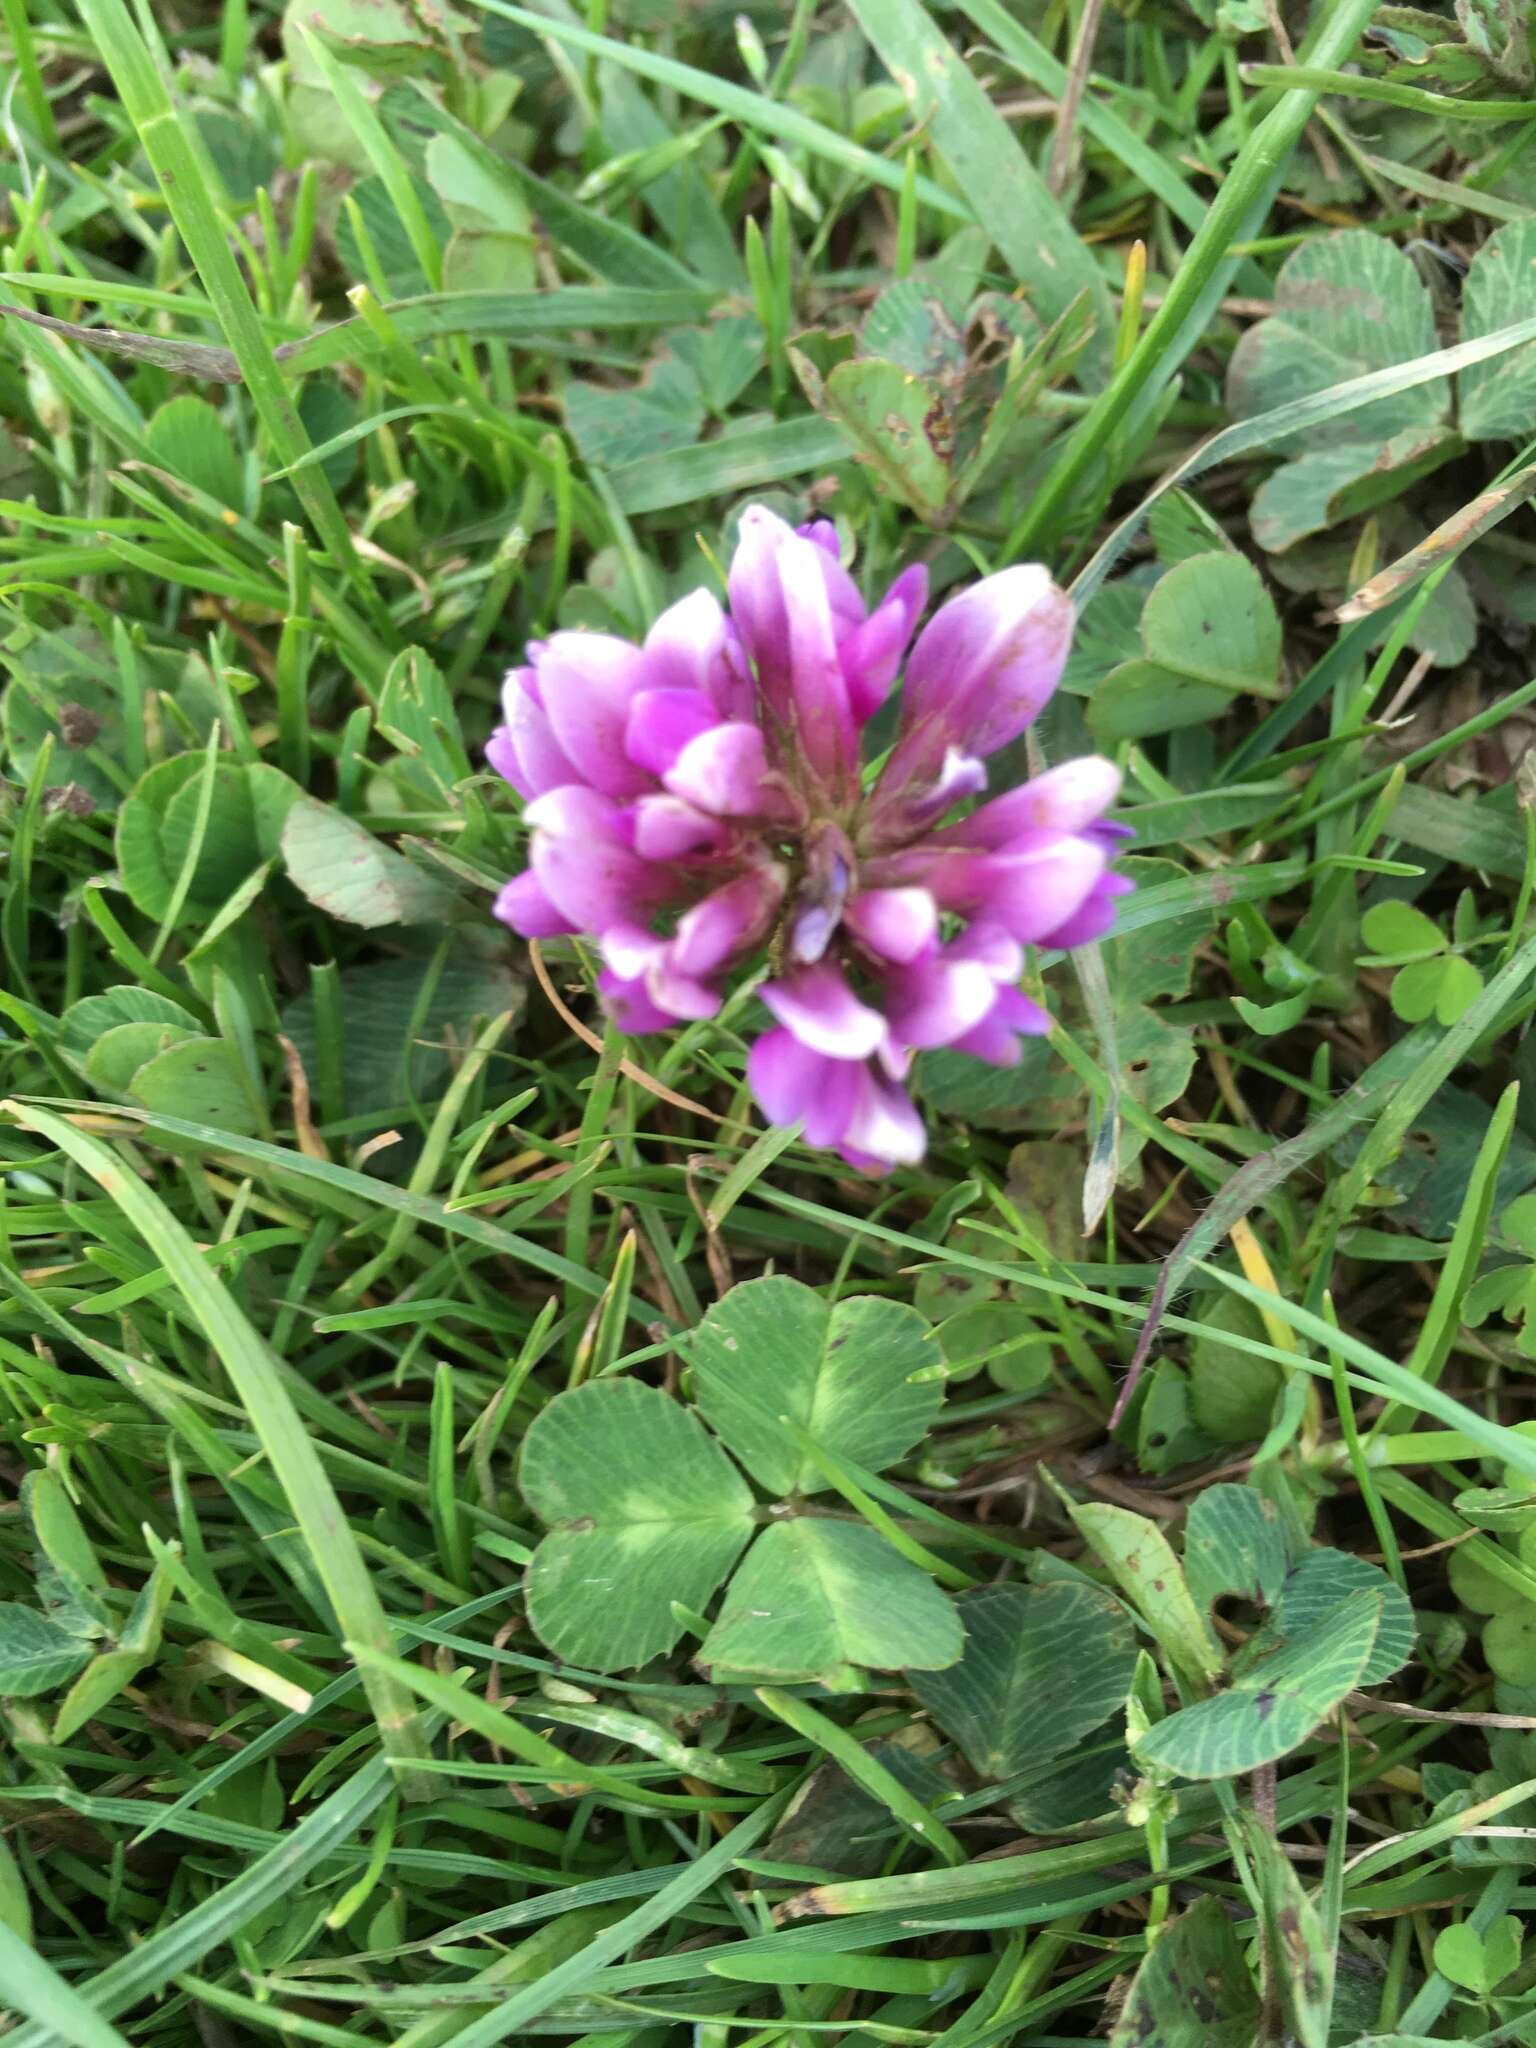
[599,968,675,1035]
[839,563,929,723]
[868,746,988,843]
[787,822,853,965]
[954,757,1123,848]
[665,721,786,818]
[950,985,1052,1064]
[885,564,1074,789]
[630,794,728,860]
[1040,871,1135,949]
[844,888,938,964]
[485,725,523,792]
[930,835,1108,943]
[501,666,582,799]
[728,506,857,787]
[671,867,785,977]
[947,922,1024,982]
[760,963,887,1060]
[748,1028,861,1148]
[884,957,1001,1050]
[838,1069,927,1171]
[599,928,720,1024]
[624,690,721,778]
[642,587,732,703]
[782,534,859,784]
[536,633,654,799]
[525,786,673,930]
[493,870,573,937]
[797,518,842,560]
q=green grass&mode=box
[8,1,1536,2043]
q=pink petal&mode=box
[868,745,988,843]
[493,870,573,937]
[844,888,938,965]
[838,563,929,723]
[525,786,673,931]
[950,986,1052,1064]
[485,725,523,792]
[728,506,857,787]
[670,868,785,977]
[884,958,1000,1050]
[838,1069,926,1171]
[501,667,582,798]
[631,794,728,860]
[947,922,1024,982]
[932,835,1108,943]
[665,721,784,818]
[760,963,887,1060]
[598,968,674,1035]
[796,517,842,561]
[625,689,721,777]
[1041,872,1135,949]
[748,1028,860,1148]
[536,633,654,799]
[600,925,721,1022]
[642,587,731,701]
[885,564,1073,789]
[952,757,1124,848]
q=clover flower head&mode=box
[490,505,1131,1171]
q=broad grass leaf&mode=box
[859,280,967,382]
[1089,552,1281,744]
[1434,1915,1523,1993]
[280,799,459,928]
[669,315,765,414]
[127,1037,260,1136]
[1135,1589,1382,1779]
[1104,858,1219,1004]
[690,1276,942,1496]
[281,957,524,1121]
[520,1380,754,1672]
[376,648,473,796]
[1250,424,1461,554]
[816,360,953,523]
[84,1020,201,1095]
[146,395,246,511]
[1333,1082,1536,1241]
[333,176,448,293]
[59,988,201,1069]
[1266,1548,1415,1687]
[117,758,299,921]
[1183,1484,1290,1620]
[698,1519,962,1680]
[1360,900,1444,958]
[0,1839,29,1943]
[0,1604,94,1696]
[564,353,705,470]
[1227,230,1448,448]
[1107,1895,1260,2047]
[1460,221,1536,440]
[910,1581,1135,1778]
[1070,1502,1222,1684]
[1188,1293,1284,1442]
